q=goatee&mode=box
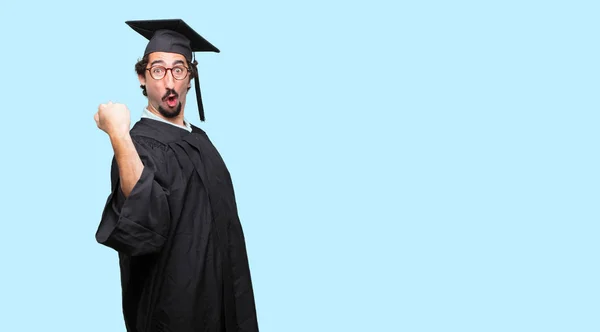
[158,103,182,118]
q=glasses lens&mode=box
[172,66,187,80]
[149,66,166,79]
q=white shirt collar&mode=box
[141,107,192,132]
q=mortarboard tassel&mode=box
[193,53,205,122]
[194,71,205,122]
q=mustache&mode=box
[162,89,179,101]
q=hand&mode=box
[94,101,131,138]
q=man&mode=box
[94,19,259,332]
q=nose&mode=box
[163,69,175,88]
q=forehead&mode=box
[147,52,187,64]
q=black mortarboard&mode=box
[126,19,220,121]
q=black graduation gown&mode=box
[95,118,259,332]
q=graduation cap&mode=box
[126,19,220,121]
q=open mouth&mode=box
[165,95,178,108]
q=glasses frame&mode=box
[146,65,191,80]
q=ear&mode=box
[138,73,146,86]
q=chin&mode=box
[158,103,182,118]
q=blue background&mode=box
[0,1,598,331]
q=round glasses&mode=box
[146,65,190,80]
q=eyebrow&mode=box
[150,59,185,66]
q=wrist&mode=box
[109,131,132,144]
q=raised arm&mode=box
[94,102,171,256]
[95,102,143,197]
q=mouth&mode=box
[164,95,178,108]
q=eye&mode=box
[173,67,184,74]
[151,67,165,74]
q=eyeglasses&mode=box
[146,65,190,80]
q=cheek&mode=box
[147,85,163,100]
[146,85,155,95]
[177,83,190,96]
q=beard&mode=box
[158,102,182,118]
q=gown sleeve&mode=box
[95,135,171,256]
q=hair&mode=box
[135,54,198,96]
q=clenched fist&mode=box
[94,101,131,138]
